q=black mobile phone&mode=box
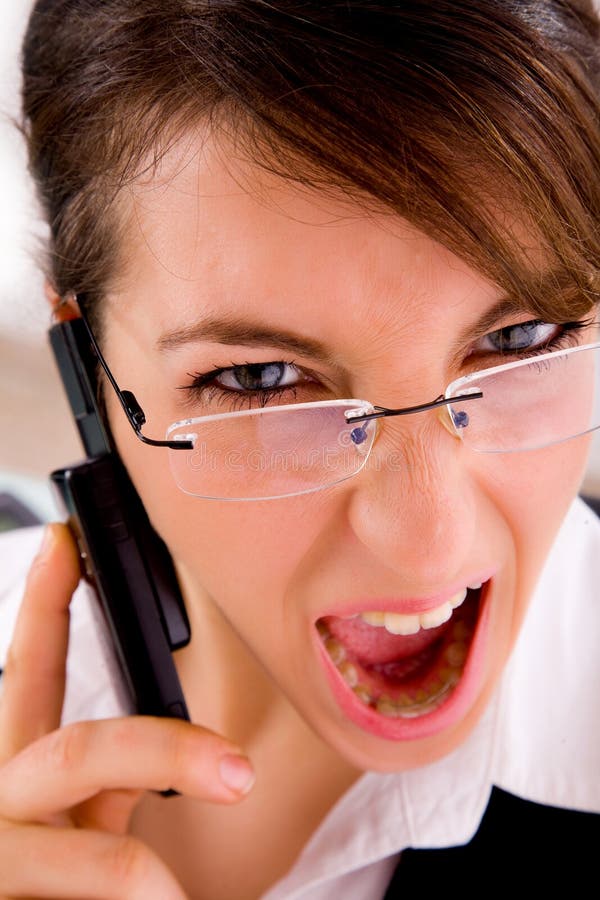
[49,317,190,722]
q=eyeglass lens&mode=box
[446,344,598,452]
[167,402,377,500]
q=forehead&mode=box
[113,130,501,344]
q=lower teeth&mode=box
[319,616,473,718]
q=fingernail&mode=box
[219,754,255,795]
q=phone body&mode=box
[49,317,191,722]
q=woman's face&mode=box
[101,134,593,771]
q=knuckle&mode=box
[1,645,19,682]
[3,641,53,686]
[107,835,154,889]
[43,721,91,773]
[165,722,196,788]
[167,728,187,779]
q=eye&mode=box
[215,362,301,392]
[477,320,559,353]
[179,358,321,412]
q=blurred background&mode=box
[0,0,83,526]
[1,0,600,530]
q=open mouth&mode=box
[315,580,490,735]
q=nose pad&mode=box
[438,403,464,440]
[348,415,381,456]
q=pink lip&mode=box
[314,569,496,621]
[314,578,493,741]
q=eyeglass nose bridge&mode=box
[344,389,484,446]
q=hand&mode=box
[0,523,255,899]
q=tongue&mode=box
[323,614,449,666]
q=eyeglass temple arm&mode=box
[75,295,193,450]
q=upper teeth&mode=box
[359,588,468,635]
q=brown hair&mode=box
[21,0,600,335]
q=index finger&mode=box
[0,523,82,761]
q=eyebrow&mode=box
[156,315,341,366]
[156,295,556,363]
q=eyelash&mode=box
[474,318,593,360]
[179,319,595,411]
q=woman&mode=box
[0,1,599,896]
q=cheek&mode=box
[160,495,328,601]
[479,434,590,641]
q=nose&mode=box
[346,413,478,587]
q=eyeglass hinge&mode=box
[121,390,147,429]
